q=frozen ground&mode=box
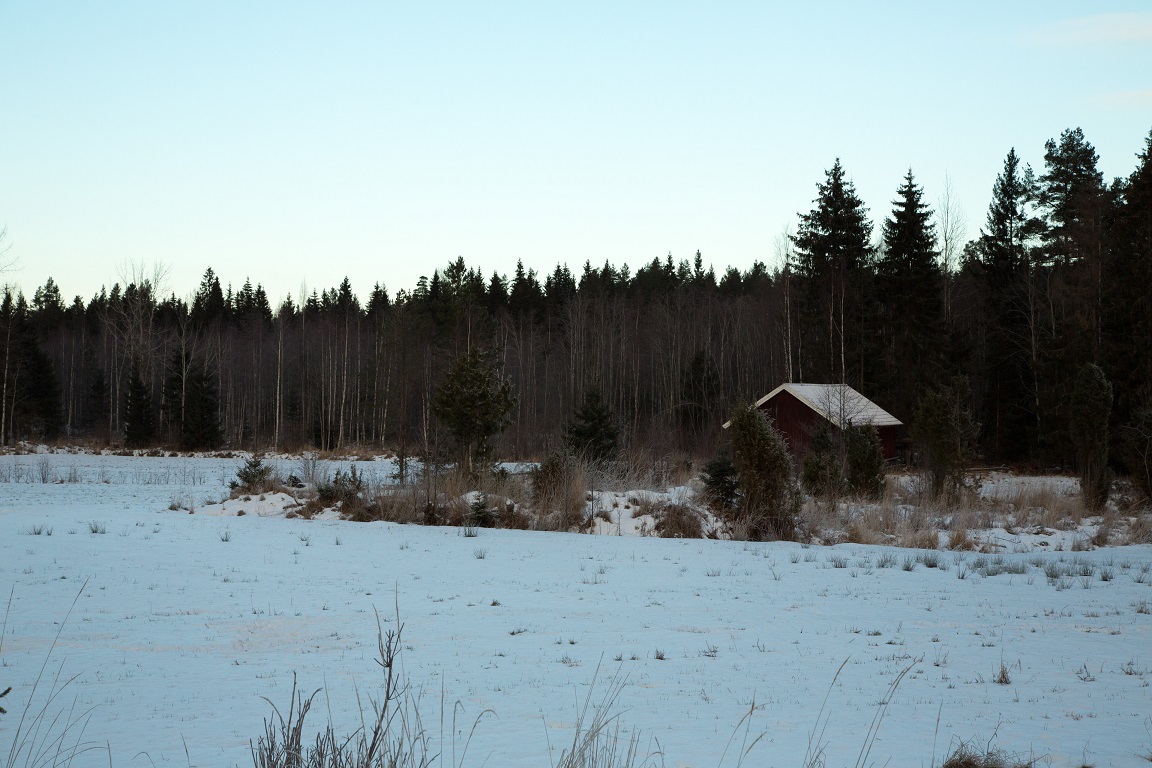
[2,453,1151,767]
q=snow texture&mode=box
[1,453,1151,767]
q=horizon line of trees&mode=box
[2,125,1150,480]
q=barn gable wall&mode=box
[757,390,901,462]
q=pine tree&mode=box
[728,404,799,540]
[1033,129,1110,464]
[877,170,942,414]
[791,159,874,387]
[563,385,619,464]
[431,347,517,474]
[1038,128,1106,268]
[124,365,155,448]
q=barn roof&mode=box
[723,383,902,429]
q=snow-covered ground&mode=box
[2,453,1151,767]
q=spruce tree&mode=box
[181,365,222,450]
[877,170,942,414]
[728,404,799,540]
[700,453,739,510]
[791,159,875,386]
[563,385,619,464]
[17,335,62,439]
[978,149,1043,461]
[431,347,517,474]
[124,365,155,448]
[83,367,109,441]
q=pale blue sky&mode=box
[1,1,1150,304]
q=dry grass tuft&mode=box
[940,739,1037,768]
[251,609,479,768]
[532,453,590,529]
[652,504,704,539]
[549,664,662,768]
[948,527,976,551]
[988,483,1086,531]
[903,529,941,550]
[1127,511,1152,544]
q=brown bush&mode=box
[653,504,704,539]
[498,503,535,530]
[532,452,588,524]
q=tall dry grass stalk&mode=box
[252,607,491,768]
[3,580,108,768]
[547,663,662,768]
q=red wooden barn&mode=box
[725,383,903,462]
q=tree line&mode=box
[2,126,1150,479]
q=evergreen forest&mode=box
[2,127,1151,478]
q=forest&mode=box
[2,126,1150,478]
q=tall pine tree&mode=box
[1034,128,1110,462]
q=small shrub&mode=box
[531,451,587,530]
[563,385,620,465]
[912,377,979,498]
[653,503,704,538]
[700,453,739,510]
[318,466,367,518]
[802,422,841,499]
[468,492,496,528]
[844,424,884,500]
[234,456,275,494]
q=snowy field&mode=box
[2,453,1152,767]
